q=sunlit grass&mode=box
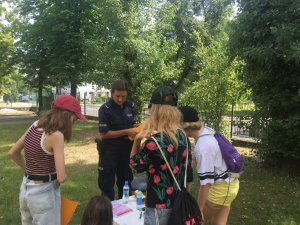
[1,120,300,225]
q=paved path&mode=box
[0,114,37,125]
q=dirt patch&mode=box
[65,142,98,165]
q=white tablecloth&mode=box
[113,196,144,225]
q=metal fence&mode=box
[80,102,259,141]
[1,97,257,142]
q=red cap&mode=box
[51,95,87,122]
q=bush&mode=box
[94,96,108,103]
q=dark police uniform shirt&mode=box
[98,99,135,145]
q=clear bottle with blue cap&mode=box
[136,187,143,210]
[122,180,129,204]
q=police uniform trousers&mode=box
[98,143,133,200]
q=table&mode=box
[113,196,144,225]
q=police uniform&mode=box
[98,99,135,200]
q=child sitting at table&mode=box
[81,195,113,225]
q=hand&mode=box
[135,130,154,141]
[127,128,138,138]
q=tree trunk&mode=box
[70,82,77,97]
[38,74,43,112]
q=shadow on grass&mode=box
[2,155,300,225]
[2,118,300,225]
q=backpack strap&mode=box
[178,129,189,188]
[195,126,215,144]
[151,130,189,191]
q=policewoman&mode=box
[98,80,137,200]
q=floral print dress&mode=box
[130,129,193,209]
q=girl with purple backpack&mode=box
[179,106,239,225]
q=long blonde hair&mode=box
[143,104,182,147]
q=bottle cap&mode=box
[125,180,128,185]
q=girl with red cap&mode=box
[8,95,87,225]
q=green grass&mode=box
[1,120,300,225]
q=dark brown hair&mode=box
[37,108,75,142]
[81,195,113,225]
[111,79,128,93]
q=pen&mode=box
[139,211,142,219]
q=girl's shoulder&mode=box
[46,130,64,140]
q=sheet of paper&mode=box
[111,200,133,217]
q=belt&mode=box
[25,173,57,182]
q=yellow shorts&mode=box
[208,178,239,206]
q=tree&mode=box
[231,0,300,164]
[3,71,27,103]
[179,0,247,132]
[83,0,185,119]
[44,0,97,96]
[14,0,53,110]
[12,0,99,111]
[0,3,15,96]
[181,29,246,132]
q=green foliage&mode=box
[5,0,249,126]
[0,32,14,78]
[3,71,28,102]
[0,4,16,96]
[180,1,248,131]
[94,96,108,103]
[231,0,300,163]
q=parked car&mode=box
[20,95,30,102]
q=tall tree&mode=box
[231,0,300,163]
[12,0,99,108]
[13,0,54,110]
[0,3,15,96]
[84,0,184,118]
[44,0,96,96]
[179,0,246,132]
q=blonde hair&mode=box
[181,121,203,130]
[143,104,182,147]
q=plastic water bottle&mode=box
[136,188,143,210]
[122,180,129,204]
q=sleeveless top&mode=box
[24,121,56,175]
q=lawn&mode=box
[1,119,300,225]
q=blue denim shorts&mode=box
[144,207,172,225]
[19,176,60,225]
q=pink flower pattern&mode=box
[149,164,155,174]
[146,141,156,151]
[173,165,179,174]
[166,186,174,195]
[167,144,174,153]
[160,164,167,171]
[153,175,161,184]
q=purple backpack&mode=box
[214,132,244,174]
[201,129,244,175]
